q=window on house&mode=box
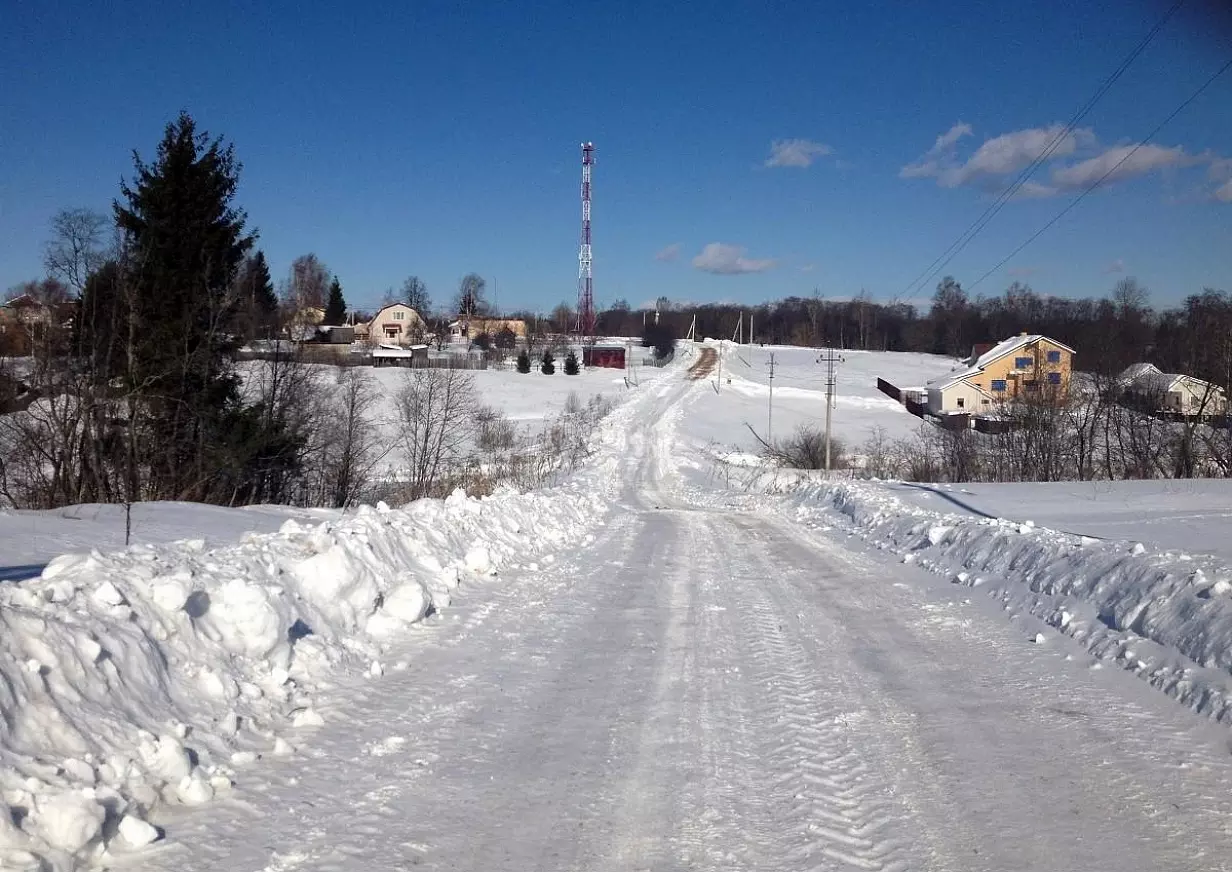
[394,311,404,320]
[991,379,1007,392]
[1014,356,1033,369]
[956,397,965,408]
[1047,350,1062,363]
[982,399,990,405]
[1047,372,1062,385]
[1025,380,1039,392]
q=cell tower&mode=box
[576,141,596,340]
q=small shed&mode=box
[583,345,626,369]
[372,343,428,367]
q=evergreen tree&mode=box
[112,112,263,501]
[494,326,517,350]
[516,349,531,373]
[236,250,278,339]
[325,276,347,324]
[75,260,127,380]
[540,349,555,375]
[564,350,580,375]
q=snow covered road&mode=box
[131,367,1232,872]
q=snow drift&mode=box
[0,484,621,869]
[772,479,1232,727]
[0,346,675,870]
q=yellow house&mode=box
[926,334,1075,415]
[450,317,528,341]
[367,303,426,345]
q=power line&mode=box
[969,55,1232,293]
[899,0,1185,299]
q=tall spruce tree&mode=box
[238,250,278,339]
[113,112,256,500]
[325,276,347,324]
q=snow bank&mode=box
[0,480,611,869]
[776,479,1232,726]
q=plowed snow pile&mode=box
[772,478,1232,726]
[0,371,659,871]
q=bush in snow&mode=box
[540,350,556,375]
[564,351,580,375]
[515,350,531,374]
[760,425,847,471]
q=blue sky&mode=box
[2,0,1230,313]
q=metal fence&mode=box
[237,346,488,370]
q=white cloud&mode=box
[904,123,1092,188]
[900,122,972,178]
[1013,180,1060,199]
[944,125,1094,187]
[1209,158,1232,202]
[1050,144,1193,190]
[1103,258,1125,274]
[654,242,682,262]
[903,123,1219,198]
[799,264,816,273]
[692,243,777,275]
[765,138,833,168]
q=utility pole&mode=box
[818,347,843,472]
[767,352,776,442]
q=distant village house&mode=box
[926,333,1075,415]
[1117,363,1228,417]
[367,303,426,346]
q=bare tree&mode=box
[282,253,331,311]
[44,208,110,293]
[319,367,388,507]
[455,273,487,318]
[401,275,430,316]
[395,368,479,500]
[551,302,574,334]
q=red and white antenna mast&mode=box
[576,141,596,341]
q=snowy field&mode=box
[882,478,1232,564]
[678,342,958,458]
[0,503,338,583]
[297,355,665,480]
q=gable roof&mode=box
[1117,362,1160,385]
[928,333,1074,391]
[1119,363,1225,396]
[972,334,1074,370]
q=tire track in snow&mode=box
[688,512,921,871]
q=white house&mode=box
[925,375,995,416]
[1117,363,1228,416]
[366,303,425,346]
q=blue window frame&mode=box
[1014,356,1033,369]
[991,379,1007,392]
[1047,350,1062,363]
[1047,371,1062,385]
